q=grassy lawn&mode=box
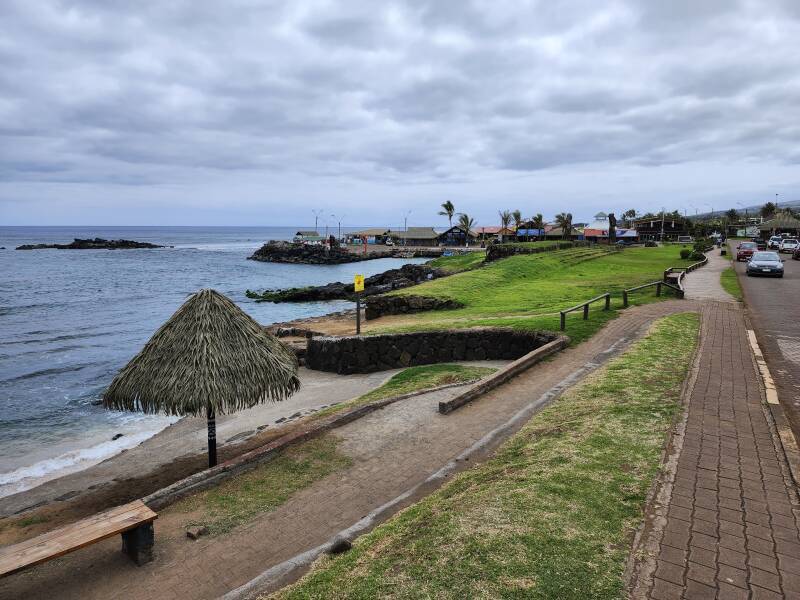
[173,436,352,536]
[429,251,486,273]
[272,313,700,600]
[372,246,692,341]
[720,266,743,300]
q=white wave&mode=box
[0,425,171,499]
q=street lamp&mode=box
[330,214,345,241]
[311,209,324,233]
[403,210,412,247]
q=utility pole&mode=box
[403,210,412,247]
[331,214,345,241]
[312,209,324,233]
[660,207,665,243]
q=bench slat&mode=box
[0,500,157,577]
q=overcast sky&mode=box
[1,0,799,227]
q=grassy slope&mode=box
[315,364,497,418]
[273,313,700,600]
[429,251,487,273]
[720,267,743,301]
[173,436,352,535]
[375,246,692,344]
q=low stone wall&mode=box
[364,294,463,320]
[305,328,559,374]
[485,240,592,262]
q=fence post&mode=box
[604,294,610,311]
[663,269,669,282]
[656,282,662,297]
[560,312,566,331]
[623,290,628,308]
[583,304,589,320]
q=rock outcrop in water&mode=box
[246,263,446,302]
[247,240,382,264]
[16,238,166,250]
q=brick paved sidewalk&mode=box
[635,302,800,600]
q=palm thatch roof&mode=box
[758,212,800,231]
[104,289,300,417]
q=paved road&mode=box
[730,241,800,443]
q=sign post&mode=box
[354,274,364,334]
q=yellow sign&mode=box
[354,274,365,293]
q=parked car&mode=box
[751,237,768,250]
[746,251,784,278]
[677,235,694,243]
[384,238,394,246]
[768,235,783,249]
[779,238,799,253]
[736,241,758,261]
[794,246,800,260]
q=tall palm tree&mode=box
[457,213,476,247]
[439,200,456,227]
[498,210,512,235]
[555,212,573,240]
[530,214,545,240]
[622,209,637,228]
[511,209,523,237]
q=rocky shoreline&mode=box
[246,263,446,302]
[247,240,442,265]
[16,238,168,250]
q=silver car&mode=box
[746,251,784,278]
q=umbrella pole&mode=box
[207,405,217,468]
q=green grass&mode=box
[720,267,743,301]
[314,364,497,419]
[272,313,700,600]
[429,251,487,273]
[174,436,352,536]
[372,246,692,341]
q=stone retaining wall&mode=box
[305,328,559,374]
[364,294,463,320]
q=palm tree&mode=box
[555,212,573,240]
[498,210,512,240]
[511,209,523,237]
[439,200,456,227]
[457,213,476,247]
[531,213,545,239]
[622,209,637,228]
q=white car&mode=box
[768,235,783,249]
[779,238,799,253]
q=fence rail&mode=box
[559,293,611,330]
[622,280,684,307]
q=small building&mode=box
[293,230,324,243]
[758,213,800,237]
[438,225,479,246]
[477,226,516,243]
[633,216,689,241]
[544,226,580,240]
[391,227,440,247]
[349,228,393,245]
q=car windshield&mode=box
[741,243,756,248]
[783,239,798,244]
[752,252,779,261]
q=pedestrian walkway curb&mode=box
[746,325,800,488]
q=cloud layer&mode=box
[1,0,798,224]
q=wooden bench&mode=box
[0,500,157,578]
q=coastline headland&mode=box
[16,237,167,250]
[247,240,441,265]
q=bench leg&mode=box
[121,522,154,565]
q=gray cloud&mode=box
[0,0,798,224]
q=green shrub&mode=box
[644,240,657,247]
[679,249,691,260]
[688,251,706,261]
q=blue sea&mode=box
[0,226,424,497]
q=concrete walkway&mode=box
[0,300,696,600]
[631,258,800,599]
[682,249,736,303]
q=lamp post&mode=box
[403,210,412,247]
[660,207,665,242]
[312,209,324,233]
[331,214,345,241]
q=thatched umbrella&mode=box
[103,289,300,467]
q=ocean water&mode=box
[0,226,424,497]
